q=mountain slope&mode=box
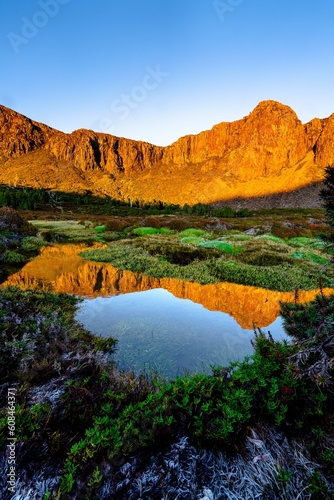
[0,100,333,206]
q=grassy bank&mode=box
[0,287,333,498]
[80,229,333,291]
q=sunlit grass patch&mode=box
[28,219,119,242]
[288,236,316,247]
[255,234,286,244]
[132,227,174,236]
[198,240,241,254]
[225,234,251,242]
[180,236,205,245]
[179,228,206,238]
[291,251,328,265]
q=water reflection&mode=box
[4,243,333,377]
[3,243,331,329]
[75,289,285,378]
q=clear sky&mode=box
[1,0,334,146]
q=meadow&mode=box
[80,226,333,292]
[0,195,333,498]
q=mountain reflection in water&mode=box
[4,243,332,377]
[75,289,286,377]
[3,243,331,329]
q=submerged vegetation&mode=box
[0,287,333,498]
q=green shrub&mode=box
[212,206,235,217]
[21,236,45,251]
[2,250,26,263]
[94,225,106,233]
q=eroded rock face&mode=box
[0,100,332,204]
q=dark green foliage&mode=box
[0,288,333,496]
[0,186,48,210]
[319,165,334,250]
[61,325,333,494]
[280,294,334,386]
[0,287,116,384]
[307,471,331,498]
[183,203,250,218]
[0,207,40,281]
[2,250,26,263]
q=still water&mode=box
[3,243,329,378]
[75,288,285,378]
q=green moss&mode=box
[225,234,251,242]
[255,234,286,244]
[180,236,205,245]
[132,227,174,236]
[179,228,206,237]
[198,240,241,254]
[288,237,316,247]
[291,251,328,265]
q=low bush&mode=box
[21,236,45,252]
[2,250,26,263]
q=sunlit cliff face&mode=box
[2,244,332,330]
[0,101,333,205]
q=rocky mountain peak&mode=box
[0,101,332,206]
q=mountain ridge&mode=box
[0,100,333,207]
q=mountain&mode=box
[0,100,333,207]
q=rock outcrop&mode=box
[0,100,333,205]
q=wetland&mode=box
[1,203,333,498]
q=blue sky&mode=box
[1,0,334,146]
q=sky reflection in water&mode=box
[76,288,286,379]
